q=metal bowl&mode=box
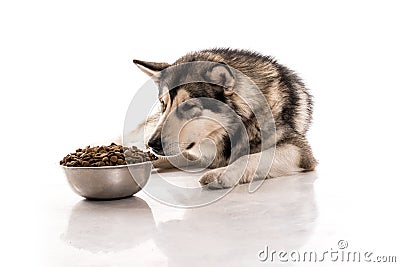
[62,162,152,200]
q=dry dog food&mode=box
[60,143,157,167]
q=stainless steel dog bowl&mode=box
[62,162,152,200]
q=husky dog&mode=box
[132,48,317,188]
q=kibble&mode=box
[60,143,157,167]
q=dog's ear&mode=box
[133,59,170,82]
[205,62,235,96]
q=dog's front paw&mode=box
[152,152,199,170]
[199,167,237,189]
[151,157,173,169]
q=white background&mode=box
[1,0,399,266]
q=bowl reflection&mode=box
[62,197,155,253]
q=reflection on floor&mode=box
[48,169,399,266]
[52,172,318,266]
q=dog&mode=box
[132,48,317,189]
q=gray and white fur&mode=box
[132,48,317,189]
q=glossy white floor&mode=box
[42,155,399,266]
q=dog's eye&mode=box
[160,100,167,112]
[181,102,195,111]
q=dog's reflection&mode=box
[63,172,318,264]
[62,197,155,253]
[153,172,318,265]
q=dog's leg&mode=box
[152,137,220,170]
[199,140,316,189]
[152,151,202,169]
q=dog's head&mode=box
[133,59,237,158]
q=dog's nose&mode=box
[147,137,162,153]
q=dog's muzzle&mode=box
[147,136,164,155]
